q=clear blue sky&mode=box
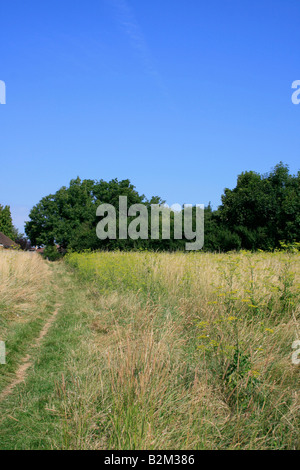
[0,0,299,232]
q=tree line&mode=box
[1,162,299,254]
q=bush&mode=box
[43,245,63,261]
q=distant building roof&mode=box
[0,232,18,248]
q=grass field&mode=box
[0,249,299,449]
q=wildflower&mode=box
[197,345,208,351]
[197,321,209,328]
[251,370,261,377]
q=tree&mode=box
[14,234,32,251]
[219,163,300,250]
[25,164,299,253]
[0,205,15,240]
[25,178,158,251]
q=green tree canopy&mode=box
[218,163,300,250]
[25,164,299,253]
[25,178,161,250]
[0,205,15,240]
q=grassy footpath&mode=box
[0,251,299,449]
[0,261,100,449]
[0,252,53,392]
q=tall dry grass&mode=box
[0,250,54,398]
[0,250,51,330]
[65,250,299,449]
[1,250,297,449]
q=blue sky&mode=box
[0,0,299,232]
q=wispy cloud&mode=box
[108,0,174,106]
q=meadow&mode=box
[0,249,299,449]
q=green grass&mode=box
[0,263,98,449]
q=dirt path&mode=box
[0,304,61,402]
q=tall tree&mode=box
[219,163,300,250]
[0,205,15,240]
[25,178,156,250]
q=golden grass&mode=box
[1,250,299,449]
[66,250,299,449]
[0,250,51,327]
